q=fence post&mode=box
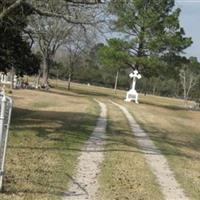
[0,90,6,191]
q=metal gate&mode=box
[0,89,12,191]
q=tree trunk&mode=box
[56,67,59,87]
[36,70,41,89]
[114,71,119,93]
[144,79,148,96]
[183,85,188,107]
[152,84,156,95]
[10,66,15,89]
[183,76,188,107]
[67,73,71,91]
[175,82,179,97]
[42,57,48,86]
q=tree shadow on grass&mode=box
[134,121,200,161]
[37,85,112,98]
[4,172,87,197]
[3,105,200,198]
[140,99,190,111]
[11,107,96,141]
[9,107,200,159]
[37,88,85,98]
[71,88,111,97]
[2,106,98,198]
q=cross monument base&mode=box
[125,89,139,104]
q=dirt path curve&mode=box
[63,99,107,200]
[111,101,189,200]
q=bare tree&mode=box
[56,26,96,90]
[29,15,73,86]
[179,65,199,106]
[27,0,104,86]
[0,0,103,21]
[1,0,106,87]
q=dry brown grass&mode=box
[1,79,199,199]
[118,100,200,199]
[50,79,194,109]
[0,89,99,200]
[97,100,164,200]
[50,80,200,199]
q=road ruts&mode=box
[63,99,107,200]
[111,101,189,200]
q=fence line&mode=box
[0,89,12,191]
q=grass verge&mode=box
[0,89,99,200]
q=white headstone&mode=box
[0,73,3,83]
[125,70,142,104]
[13,75,17,89]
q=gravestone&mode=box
[0,73,11,85]
[0,73,21,88]
[125,70,142,104]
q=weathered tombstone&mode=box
[125,70,142,104]
[4,75,7,83]
[0,73,4,83]
[13,75,17,89]
[0,73,6,84]
[0,73,12,85]
[0,87,12,191]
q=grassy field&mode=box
[52,80,200,199]
[0,89,99,200]
[0,80,199,199]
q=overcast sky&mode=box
[176,0,200,60]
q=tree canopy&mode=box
[107,0,192,71]
[0,0,102,76]
[0,0,40,75]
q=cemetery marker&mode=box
[125,70,141,104]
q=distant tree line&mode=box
[51,43,200,104]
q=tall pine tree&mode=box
[108,0,192,71]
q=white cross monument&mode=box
[125,70,142,104]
